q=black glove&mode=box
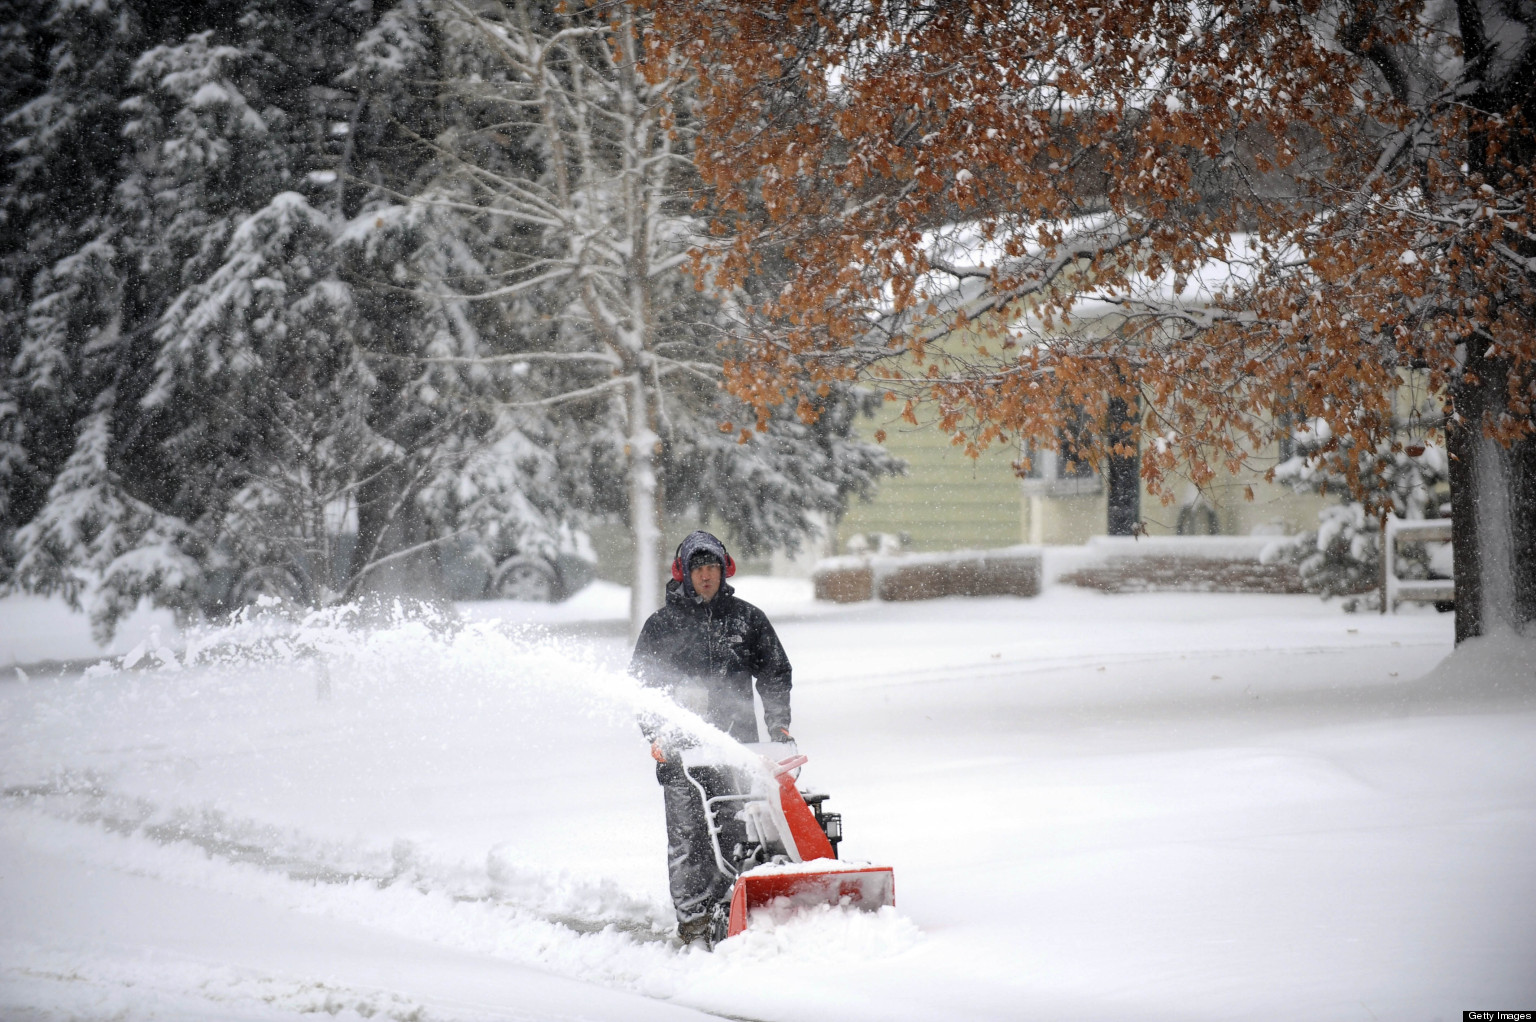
[770,727,794,743]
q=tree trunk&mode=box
[628,372,664,639]
[1511,432,1536,628]
[1447,375,1485,643]
[352,464,399,599]
[1106,394,1140,536]
[1474,434,1520,632]
[351,461,442,603]
[1448,17,1536,643]
[1448,343,1535,642]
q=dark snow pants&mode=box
[658,763,743,927]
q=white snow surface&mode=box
[1,594,181,667]
[2,582,1534,1021]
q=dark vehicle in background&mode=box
[486,548,597,602]
[441,529,598,604]
[204,530,599,613]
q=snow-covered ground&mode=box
[2,582,1533,1021]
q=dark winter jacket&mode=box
[629,578,792,745]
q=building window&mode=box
[1020,441,1103,497]
[1176,501,1221,535]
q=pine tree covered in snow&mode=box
[1,0,564,636]
[1,0,149,575]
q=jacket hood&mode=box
[672,530,732,603]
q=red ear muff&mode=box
[724,554,736,578]
[671,558,684,582]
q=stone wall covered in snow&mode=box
[814,537,1310,602]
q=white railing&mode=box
[1383,517,1454,611]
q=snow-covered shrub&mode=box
[1274,502,1381,610]
[1268,440,1449,611]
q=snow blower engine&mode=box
[678,742,895,944]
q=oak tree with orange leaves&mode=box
[640,0,1536,642]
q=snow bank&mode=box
[1404,626,1536,705]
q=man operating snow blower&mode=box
[629,530,795,947]
[632,530,895,949]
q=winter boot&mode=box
[707,899,732,948]
[676,915,712,949]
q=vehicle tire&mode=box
[493,556,558,602]
[231,564,308,606]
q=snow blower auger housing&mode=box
[678,743,895,945]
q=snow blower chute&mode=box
[678,743,895,943]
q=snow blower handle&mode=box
[771,753,808,776]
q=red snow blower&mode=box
[678,743,895,944]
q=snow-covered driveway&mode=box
[2,586,1532,1021]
